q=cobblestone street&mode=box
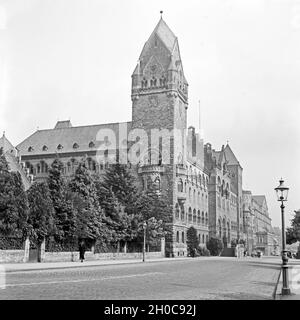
[0,257,281,300]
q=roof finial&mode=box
[160,10,163,19]
[2,131,5,137]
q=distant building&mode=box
[0,133,31,191]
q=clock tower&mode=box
[131,16,189,256]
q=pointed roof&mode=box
[0,132,15,154]
[252,195,266,206]
[224,144,241,167]
[148,17,177,53]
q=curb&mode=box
[4,256,198,273]
[273,269,282,300]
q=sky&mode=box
[0,0,299,228]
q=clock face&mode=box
[149,95,158,107]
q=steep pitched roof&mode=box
[17,121,133,156]
[252,195,267,207]
[224,144,241,166]
[0,134,31,191]
[146,17,177,53]
[4,152,31,191]
[0,133,15,154]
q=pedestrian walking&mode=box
[79,240,86,262]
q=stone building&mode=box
[204,143,242,247]
[0,133,31,191]
[242,192,279,255]
[16,17,209,257]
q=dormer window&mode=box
[42,145,48,151]
[89,141,95,148]
[73,143,79,149]
[57,144,63,150]
[28,146,34,152]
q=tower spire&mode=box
[160,10,163,19]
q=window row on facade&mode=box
[175,204,208,226]
[27,141,96,152]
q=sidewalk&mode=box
[2,256,198,273]
[274,262,300,300]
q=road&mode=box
[0,257,281,300]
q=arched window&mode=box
[42,145,48,151]
[57,144,63,150]
[180,206,185,221]
[28,146,34,152]
[202,211,205,225]
[89,141,95,148]
[37,164,41,174]
[205,212,208,225]
[176,231,180,243]
[189,188,191,200]
[197,210,201,225]
[198,234,201,243]
[177,178,183,192]
[175,203,180,219]
[182,231,185,243]
[73,143,79,149]
[198,191,200,205]
[193,189,196,203]
[188,207,192,223]
[193,209,196,223]
[202,234,205,244]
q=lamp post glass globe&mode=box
[274,179,289,201]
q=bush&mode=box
[207,237,223,256]
[197,246,210,256]
[186,226,199,257]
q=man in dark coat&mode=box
[79,240,86,262]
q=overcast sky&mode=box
[0,0,299,228]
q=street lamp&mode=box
[142,221,147,262]
[274,178,291,295]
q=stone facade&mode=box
[12,16,277,258]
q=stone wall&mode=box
[44,251,163,262]
[0,250,25,263]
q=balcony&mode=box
[177,192,186,204]
[176,164,187,176]
[138,165,165,175]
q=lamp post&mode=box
[142,221,147,262]
[274,178,291,296]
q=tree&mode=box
[69,160,107,245]
[27,181,55,243]
[95,163,139,244]
[287,210,300,244]
[0,155,29,238]
[48,158,76,243]
[97,162,138,215]
[136,217,165,248]
[135,185,172,231]
[207,237,224,256]
[186,226,199,257]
